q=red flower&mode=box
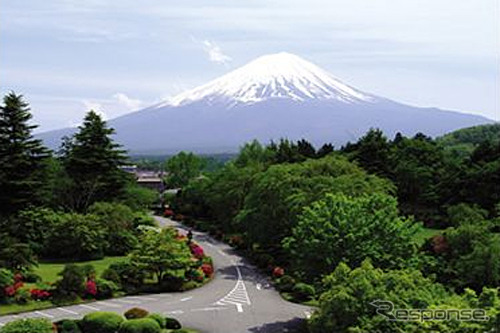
[201,263,213,277]
[31,289,51,300]
[164,209,174,217]
[13,281,24,290]
[272,267,285,278]
[85,279,97,297]
[190,244,204,258]
[4,286,15,297]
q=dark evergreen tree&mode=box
[61,111,130,211]
[0,92,50,213]
[316,143,334,158]
[296,139,316,159]
[344,128,391,177]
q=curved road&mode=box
[0,216,311,333]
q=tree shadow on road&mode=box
[248,317,308,333]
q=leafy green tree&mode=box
[165,151,205,188]
[283,193,420,281]
[237,155,393,250]
[44,213,106,260]
[61,111,130,211]
[446,203,488,226]
[130,228,192,284]
[233,140,275,167]
[309,260,499,333]
[0,92,50,213]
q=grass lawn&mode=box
[0,301,54,315]
[414,227,443,245]
[34,256,128,283]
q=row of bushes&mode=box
[0,308,187,333]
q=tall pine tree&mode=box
[0,92,50,214]
[61,110,130,211]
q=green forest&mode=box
[169,124,500,332]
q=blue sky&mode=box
[1,0,498,132]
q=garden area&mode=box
[0,307,197,333]
[0,97,213,318]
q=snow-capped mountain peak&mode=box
[162,52,374,108]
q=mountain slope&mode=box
[38,52,493,154]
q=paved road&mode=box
[0,216,311,333]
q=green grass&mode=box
[34,256,128,282]
[414,227,442,245]
[0,301,53,315]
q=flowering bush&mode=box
[164,209,174,217]
[85,279,97,298]
[4,285,16,297]
[30,289,51,301]
[201,263,213,277]
[189,243,204,259]
[272,266,285,278]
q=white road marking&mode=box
[190,307,228,312]
[256,283,262,290]
[57,308,79,315]
[114,299,140,304]
[214,265,251,313]
[98,301,122,308]
[180,296,193,302]
[165,310,184,315]
[305,311,312,319]
[130,296,157,301]
[80,304,100,311]
[34,311,54,318]
[217,250,227,256]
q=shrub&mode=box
[30,288,51,301]
[58,319,82,333]
[106,231,138,256]
[84,279,97,298]
[23,271,41,283]
[146,314,166,329]
[105,262,145,292]
[201,263,213,277]
[118,318,161,333]
[0,318,54,333]
[81,311,125,333]
[124,307,149,319]
[101,268,121,285]
[0,268,14,301]
[14,286,31,304]
[292,283,315,302]
[96,278,118,299]
[54,264,85,301]
[276,275,295,292]
[165,317,181,330]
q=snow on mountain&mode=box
[37,52,493,154]
[158,52,375,108]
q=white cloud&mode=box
[202,40,232,65]
[112,93,143,110]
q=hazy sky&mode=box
[1,0,498,132]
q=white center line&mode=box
[34,311,54,319]
[57,308,79,315]
[180,296,193,302]
[80,304,100,311]
[98,301,122,308]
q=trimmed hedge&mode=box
[165,317,181,330]
[118,318,161,333]
[81,311,125,333]
[124,307,149,320]
[0,318,54,333]
[146,314,166,329]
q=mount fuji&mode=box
[39,52,492,153]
